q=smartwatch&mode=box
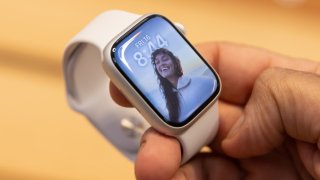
[63,10,221,164]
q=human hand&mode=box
[110,42,320,179]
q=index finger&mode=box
[197,42,319,105]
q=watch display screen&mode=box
[111,15,220,127]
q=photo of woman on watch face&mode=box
[151,48,216,123]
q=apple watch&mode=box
[63,10,221,164]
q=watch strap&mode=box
[63,10,219,164]
[63,10,146,161]
[178,102,219,163]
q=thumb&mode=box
[135,128,181,180]
[222,68,320,158]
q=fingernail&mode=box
[226,115,245,139]
[139,128,153,149]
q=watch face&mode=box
[111,15,220,127]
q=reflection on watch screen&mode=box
[112,15,219,127]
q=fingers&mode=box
[239,147,302,179]
[109,82,132,107]
[135,128,242,180]
[296,141,320,178]
[172,155,241,180]
[222,68,320,159]
[196,42,320,105]
[209,101,243,153]
[135,129,181,180]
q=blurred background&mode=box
[0,0,319,179]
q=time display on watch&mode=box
[133,33,168,67]
[111,15,220,127]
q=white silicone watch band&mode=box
[64,10,148,161]
[63,10,219,164]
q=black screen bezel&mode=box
[111,15,220,127]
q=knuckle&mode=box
[247,68,286,148]
[255,67,286,97]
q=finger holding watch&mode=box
[117,42,320,179]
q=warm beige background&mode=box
[0,0,319,179]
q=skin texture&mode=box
[110,42,320,180]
